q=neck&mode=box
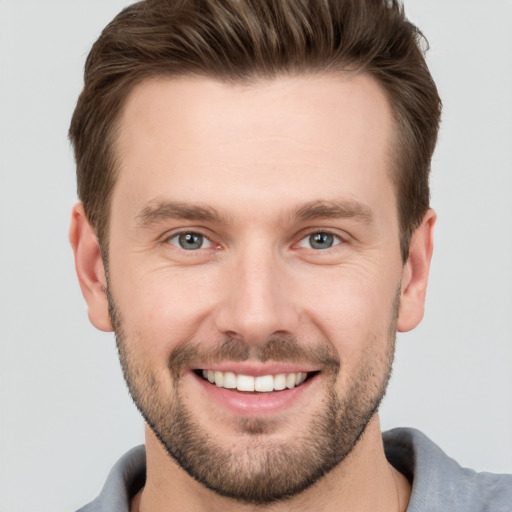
[132,416,411,512]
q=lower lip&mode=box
[191,372,316,417]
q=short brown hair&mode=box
[69,0,441,261]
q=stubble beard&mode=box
[108,289,398,505]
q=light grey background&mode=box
[1,1,511,511]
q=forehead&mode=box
[112,73,396,224]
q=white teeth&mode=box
[237,374,255,391]
[200,370,310,392]
[214,371,224,387]
[274,373,286,391]
[223,371,237,389]
[255,375,274,392]
[297,372,307,385]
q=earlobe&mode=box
[69,203,113,332]
[397,209,436,333]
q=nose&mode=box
[214,242,300,345]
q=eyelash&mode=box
[164,229,345,252]
[297,230,343,250]
[165,230,213,251]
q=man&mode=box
[68,0,512,511]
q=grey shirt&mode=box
[77,428,512,511]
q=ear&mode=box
[397,209,436,332]
[69,203,113,332]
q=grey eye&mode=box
[169,232,211,250]
[298,232,340,250]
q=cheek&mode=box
[306,272,396,325]
[110,264,218,357]
[299,268,398,359]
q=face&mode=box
[100,74,411,503]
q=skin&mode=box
[70,73,435,512]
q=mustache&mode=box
[168,334,340,378]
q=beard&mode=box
[108,289,398,505]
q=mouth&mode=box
[190,365,323,416]
[194,369,317,393]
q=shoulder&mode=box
[383,428,512,512]
[76,445,146,512]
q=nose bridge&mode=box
[215,238,298,343]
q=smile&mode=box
[200,369,309,392]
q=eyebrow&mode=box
[135,198,374,228]
[294,200,375,224]
[136,201,228,227]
